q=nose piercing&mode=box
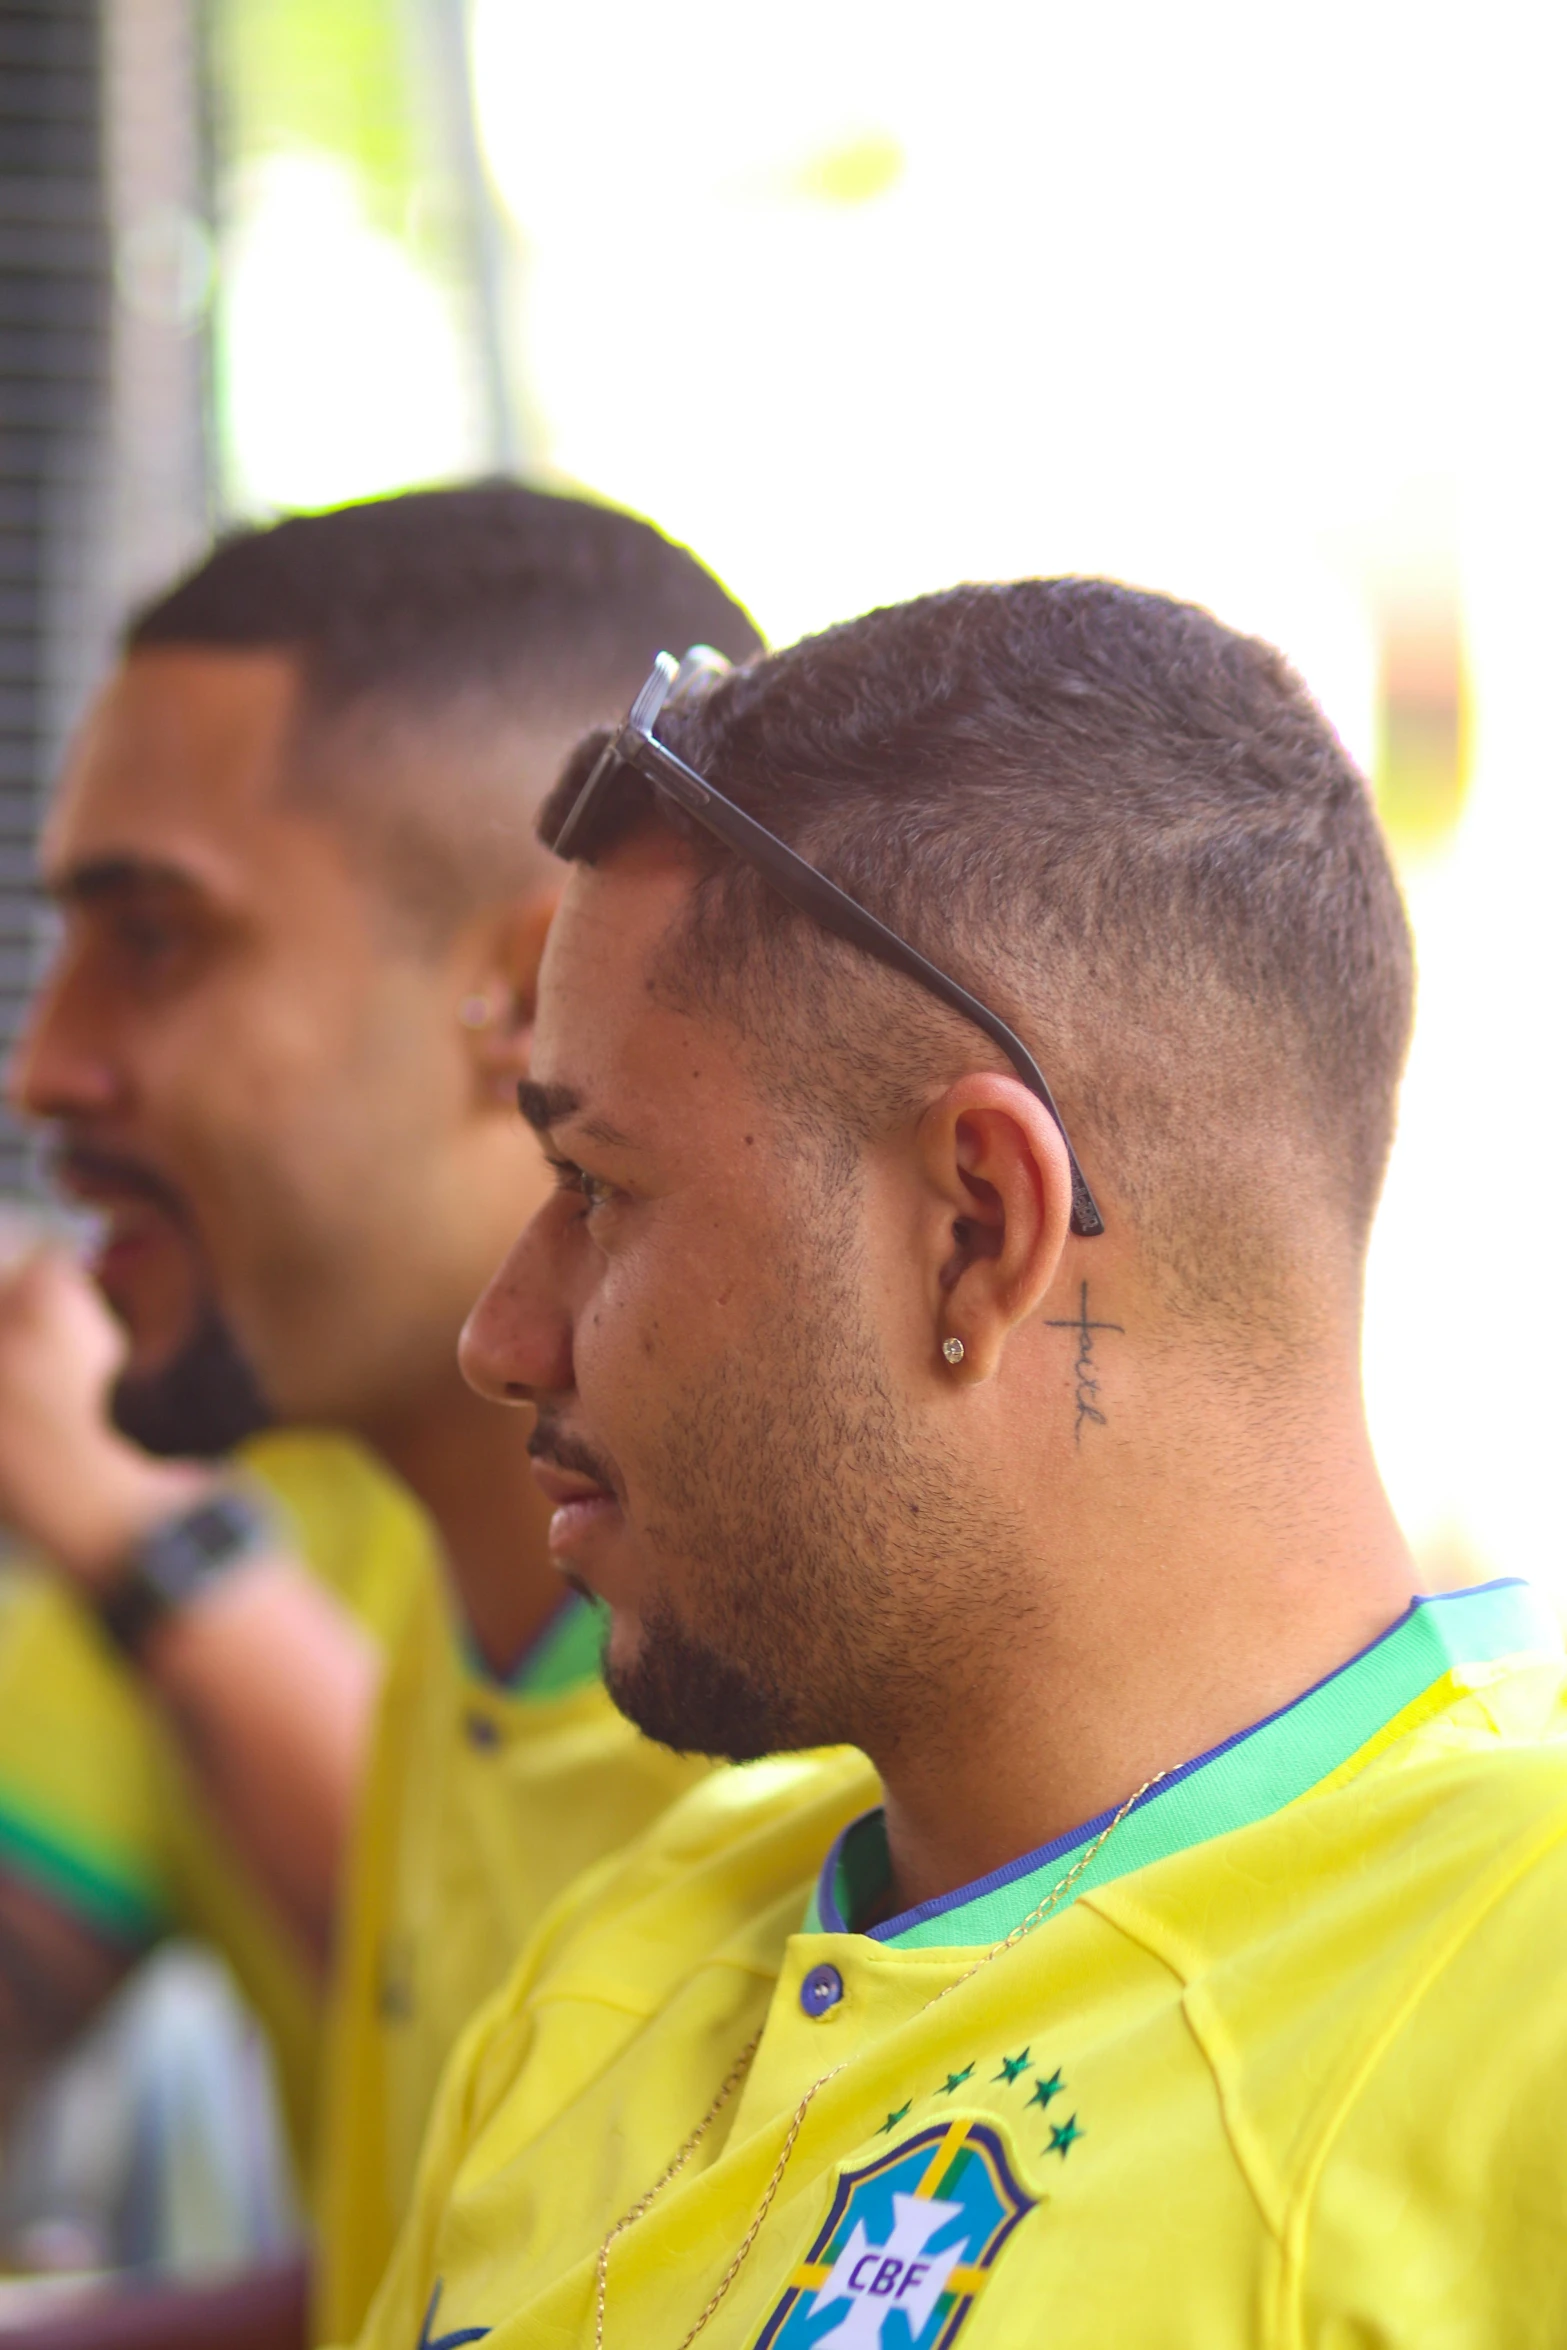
[941,1337,965,1366]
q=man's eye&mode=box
[112,911,186,964]
[547,1158,617,1216]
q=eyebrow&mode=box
[44,854,200,907]
[516,1079,635,1151]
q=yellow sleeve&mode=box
[0,1433,438,2188]
[236,1430,432,1650]
[0,1562,168,1949]
[0,1433,431,1968]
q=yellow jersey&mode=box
[312,1566,708,2345]
[350,1580,1567,2350]
[0,1429,431,2170]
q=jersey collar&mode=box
[463,1591,607,1701]
[808,1580,1559,1952]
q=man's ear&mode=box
[915,1074,1076,1382]
[457,887,559,1102]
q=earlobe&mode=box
[920,1077,1075,1383]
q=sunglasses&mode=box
[544,648,1103,1239]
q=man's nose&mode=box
[459,1219,575,1407]
[5,968,121,1127]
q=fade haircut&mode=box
[126,483,762,940]
[542,580,1414,1331]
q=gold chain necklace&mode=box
[592,1768,1166,2350]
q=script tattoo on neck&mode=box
[1044,1281,1124,1443]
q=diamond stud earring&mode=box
[941,1336,965,1366]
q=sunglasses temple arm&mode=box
[655,761,1105,1237]
[547,739,624,861]
[803,896,1105,1239]
[579,718,1105,1239]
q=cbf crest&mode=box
[754,2119,1035,2350]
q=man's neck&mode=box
[365,1366,561,1677]
[870,1372,1419,1924]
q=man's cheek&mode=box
[576,1248,670,1402]
[135,1042,265,1211]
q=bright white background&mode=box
[220,0,1567,1594]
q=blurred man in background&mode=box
[0,483,760,2340]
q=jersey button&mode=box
[800,1962,844,2018]
[463,1710,502,1750]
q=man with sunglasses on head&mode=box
[355,581,1567,2350]
[3,484,760,2343]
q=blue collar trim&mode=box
[812,1579,1555,1947]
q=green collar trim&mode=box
[464,1592,607,1702]
[0,1798,165,1948]
[515,1592,607,1697]
[808,1580,1558,1951]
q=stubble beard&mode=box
[605,1194,989,1764]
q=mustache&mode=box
[49,1137,191,1227]
[527,1411,626,1504]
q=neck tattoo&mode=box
[1043,1281,1124,1444]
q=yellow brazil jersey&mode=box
[0,1429,432,2172]
[350,1581,1567,2350]
[312,1567,708,2346]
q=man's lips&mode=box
[51,1144,188,1224]
[77,1194,177,1267]
[527,1460,622,1562]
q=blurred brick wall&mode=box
[0,0,211,1200]
[0,0,109,1196]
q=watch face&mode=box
[100,1488,273,1659]
[185,1495,258,1567]
[149,1491,270,1595]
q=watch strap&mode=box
[96,1485,277,1661]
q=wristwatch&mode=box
[95,1485,277,1661]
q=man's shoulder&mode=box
[1082,1699,1567,2169]
[1095,1679,1567,1961]
[236,1427,436,1645]
[0,1560,168,1941]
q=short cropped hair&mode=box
[127,483,762,936]
[543,580,1413,1330]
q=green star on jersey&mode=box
[876,2102,912,2136]
[1027,2070,1063,2112]
[937,2065,975,2096]
[993,2048,1032,2085]
[1048,2115,1084,2159]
